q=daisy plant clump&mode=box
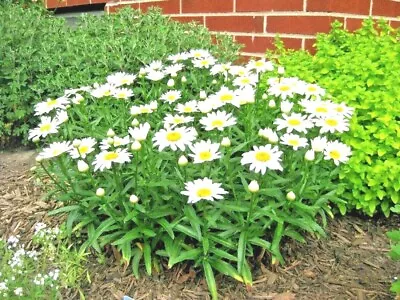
[30,50,353,299]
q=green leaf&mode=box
[209,258,243,282]
[248,237,271,249]
[203,261,218,300]
[387,230,400,242]
[48,205,81,216]
[168,248,202,268]
[237,231,246,273]
[112,228,141,246]
[174,224,200,240]
[132,248,143,279]
[211,248,237,262]
[143,241,152,275]
[241,260,253,287]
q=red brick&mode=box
[346,18,364,31]
[67,0,90,5]
[372,0,400,17]
[390,20,400,28]
[45,0,68,8]
[235,35,301,52]
[182,0,234,13]
[170,16,204,25]
[304,38,317,54]
[307,0,370,15]
[236,0,303,12]
[139,0,180,14]
[206,16,264,33]
[91,0,107,3]
[267,16,344,35]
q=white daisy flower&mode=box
[128,122,151,141]
[210,63,232,76]
[229,65,249,77]
[93,148,132,172]
[130,104,154,115]
[212,86,241,108]
[200,110,237,131]
[100,135,130,150]
[241,145,283,174]
[301,99,334,117]
[181,177,228,204]
[69,137,96,159]
[146,70,165,81]
[164,63,184,76]
[268,81,296,100]
[315,115,349,134]
[175,100,198,114]
[167,52,189,63]
[112,88,134,99]
[324,140,352,165]
[280,133,308,150]
[160,90,181,103]
[28,116,60,140]
[274,113,314,133]
[247,59,274,73]
[280,100,294,114]
[332,102,354,118]
[236,87,255,105]
[153,126,197,151]
[107,72,136,87]
[71,94,84,104]
[189,49,212,59]
[34,97,69,116]
[311,136,328,152]
[192,57,216,69]
[146,60,163,72]
[302,83,325,100]
[39,141,72,159]
[197,99,215,113]
[163,114,194,128]
[91,83,116,98]
[258,127,279,143]
[189,140,221,164]
[233,74,258,88]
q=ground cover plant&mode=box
[29,51,354,298]
[0,4,239,145]
[263,20,400,216]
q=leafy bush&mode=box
[0,4,240,144]
[263,20,400,216]
[31,52,353,298]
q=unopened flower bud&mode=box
[305,150,315,161]
[107,137,114,145]
[280,100,294,114]
[286,191,296,201]
[171,72,177,78]
[129,194,139,204]
[107,128,115,137]
[199,90,207,99]
[178,155,188,166]
[277,66,285,75]
[221,137,231,147]
[269,134,279,144]
[167,79,175,87]
[131,140,142,151]
[262,93,268,100]
[30,166,37,172]
[181,76,187,83]
[212,79,217,85]
[35,156,43,162]
[248,180,259,193]
[32,137,40,143]
[131,119,139,127]
[96,188,105,197]
[77,160,89,172]
[72,139,81,148]
[268,100,276,108]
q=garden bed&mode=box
[1,149,398,299]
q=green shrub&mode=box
[0,4,240,144]
[31,52,352,298]
[263,20,400,216]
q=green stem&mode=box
[40,162,69,195]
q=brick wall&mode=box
[45,0,107,9]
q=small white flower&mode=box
[192,57,216,69]
[28,116,60,140]
[212,86,241,108]
[199,90,207,99]
[280,100,294,114]
[324,140,352,165]
[280,133,308,150]
[107,72,136,87]
[163,114,194,128]
[153,126,197,151]
[311,136,328,152]
[146,70,165,81]
[233,74,258,88]
[55,110,69,124]
[274,113,314,133]
[181,177,228,204]
[14,287,23,296]
[91,83,116,98]
[277,66,285,74]
[128,122,151,141]
[189,140,221,164]
[112,88,134,99]
[268,100,276,108]
[247,59,274,73]
[164,63,184,75]
[241,145,283,174]
[160,90,181,104]
[259,128,279,144]
[69,137,96,159]
[305,150,315,161]
[93,149,132,172]
[175,100,198,114]
[39,141,72,159]
[315,115,349,134]
[34,97,69,115]
[200,110,237,131]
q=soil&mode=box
[0,149,399,300]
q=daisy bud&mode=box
[32,136,40,143]
[248,180,259,193]
[131,140,142,151]
[305,150,315,161]
[107,137,114,145]
[268,100,276,108]
[167,79,175,87]
[262,93,268,100]
[149,101,158,110]
[72,139,81,148]
[286,191,296,201]
[35,156,43,162]
[212,79,218,85]
[77,160,89,172]
[96,188,105,197]
[199,90,207,99]
[171,72,177,78]
[280,100,294,114]
[178,155,188,166]
[30,166,37,172]
[66,105,71,109]
[131,119,139,127]
[221,137,231,147]
[268,133,279,144]
[181,76,187,83]
[107,128,115,137]
[277,66,285,75]
[129,194,139,204]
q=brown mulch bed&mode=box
[1,149,399,300]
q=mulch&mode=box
[1,149,399,300]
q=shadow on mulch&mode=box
[0,149,399,300]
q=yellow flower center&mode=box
[173,117,184,124]
[104,152,119,161]
[255,151,271,162]
[46,99,58,107]
[279,85,290,92]
[167,95,177,102]
[316,107,328,113]
[255,61,264,67]
[211,119,224,127]
[78,145,89,154]
[336,106,344,112]
[329,150,341,160]
[104,91,111,96]
[325,118,338,127]
[220,94,233,102]
[288,119,301,126]
[200,60,209,66]
[241,78,250,84]
[39,123,51,132]
[166,131,182,142]
[199,151,212,161]
[289,139,299,146]
[238,70,246,76]
[196,188,212,198]
[140,107,150,113]
[117,93,126,98]
[183,107,193,113]
[52,149,61,156]
[193,53,202,58]
[121,78,130,84]
[308,86,317,92]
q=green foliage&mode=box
[387,205,400,295]
[0,3,240,144]
[264,19,400,216]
